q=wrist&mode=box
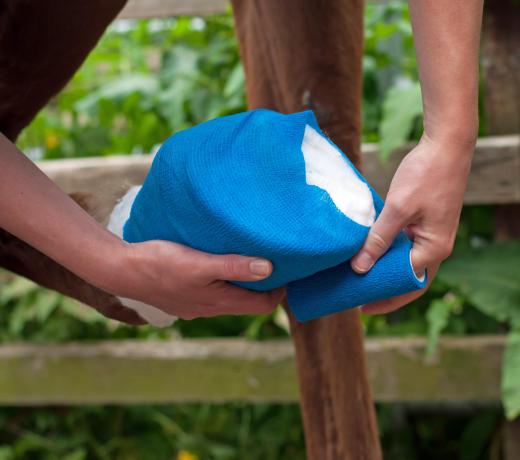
[423,109,478,149]
[76,234,131,295]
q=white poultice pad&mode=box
[302,125,376,227]
[107,186,177,328]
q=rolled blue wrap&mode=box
[124,109,426,321]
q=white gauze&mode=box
[302,124,375,227]
[107,185,177,328]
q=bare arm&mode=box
[351,0,484,314]
[0,134,282,321]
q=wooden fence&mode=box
[0,336,505,405]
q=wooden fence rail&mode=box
[37,136,520,221]
[0,336,505,405]
[119,0,228,18]
[118,0,393,19]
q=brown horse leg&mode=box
[232,1,382,458]
[0,0,143,324]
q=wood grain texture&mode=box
[482,0,520,135]
[0,336,506,405]
[37,135,520,218]
[504,418,520,460]
[483,2,520,455]
[119,0,228,18]
[118,0,393,19]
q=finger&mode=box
[200,284,285,317]
[410,243,431,280]
[361,264,439,315]
[204,253,274,282]
[351,202,407,273]
[361,289,425,315]
[411,238,453,272]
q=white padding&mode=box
[302,125,376,227]
[107,185,142,237]
[107,186,177,328]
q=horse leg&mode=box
[0,0,143,324]
[232,1,382,458]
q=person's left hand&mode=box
[350,132,475,314]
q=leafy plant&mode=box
[378,80,422,160]
[436,241,520,419]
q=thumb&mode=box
[351,203,406,274]
[208,254,274,282]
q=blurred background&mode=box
[1,2,519,459]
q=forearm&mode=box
[0,133,125,289]
[409,0,483,144]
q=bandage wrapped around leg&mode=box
[111,109,426,324]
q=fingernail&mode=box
[249,258,271,277]
[353,252,374,273]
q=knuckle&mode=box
[367,231,390,253]
[386,198,409,220]
[436,241,454,260]
[222,255,243,279]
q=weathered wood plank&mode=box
[119,0,229,18]
[365,136,520,204]
[504,418,520,460]
[0,336,505,405]
[482,0,520,135]
[37,135,520,223]
[118,0,393,19]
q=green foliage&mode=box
[379,81,422,160]
[17,16,245,159]
[437,242,520,419]
[503,333,520,420]
[438,242,520,326]
[363,4,417,144]
[426,293,463,356]
[0,404,305,460]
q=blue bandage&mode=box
[123,109,426,321]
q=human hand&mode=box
[350,133,475,314]
[96,240,285,320]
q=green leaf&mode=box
[425,293,462,356]
[502,332,520,420]
[437,242,520,324]
[0,277,37,303]
[34,290,60,322]
[223,63,245,98]
[0,446,13,460]
[379,80,422,160]
[75,74,159,113]
[459,410,499,460]
[62,449,87,460]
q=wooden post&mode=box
[482,0,520,241]
[231,1,382,458]
[482,0,520,457]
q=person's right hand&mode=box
[96,240,285,320]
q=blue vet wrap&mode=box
[123,109,427,321]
